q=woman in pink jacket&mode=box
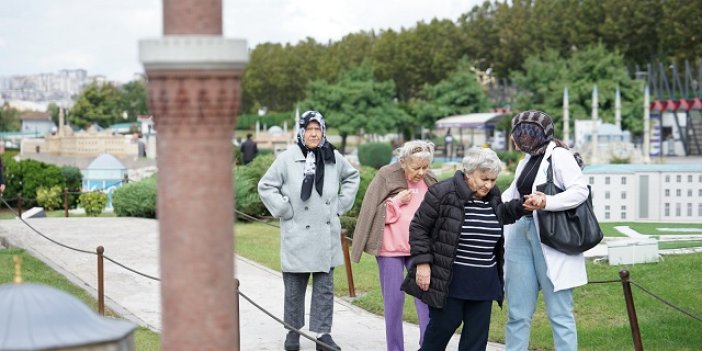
[352,140,437,351]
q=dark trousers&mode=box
[421,298,492,351]
[282,269,334,333]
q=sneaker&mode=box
[284,331,300,351]
[316,334,341,351]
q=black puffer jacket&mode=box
[401,171,526,309]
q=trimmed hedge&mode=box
[234,153,275,218]
[112,176,157,218]
[358,142,393,169]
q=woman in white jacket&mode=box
[502,111,588,351]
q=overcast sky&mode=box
[0,0,482,82]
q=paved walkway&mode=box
[0,217,506,350]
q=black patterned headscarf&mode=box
[511,110,584,167]
[296,110,336,201]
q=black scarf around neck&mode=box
[297,139,336,201]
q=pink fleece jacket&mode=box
[379,179,428,256]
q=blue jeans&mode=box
[504,216,577,351]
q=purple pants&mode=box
[377,256,430,351]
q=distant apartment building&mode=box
[583,163,702,223]
[0,69,104,110]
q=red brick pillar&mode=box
[140,1,247,350]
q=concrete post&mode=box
[563,87,570,146]
[591,84,599,164]
[139,1,247,349]
[643,85,651,164]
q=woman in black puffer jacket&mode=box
[402,147,527,351]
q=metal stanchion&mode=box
[97,246,105,316]
[620,270,644,351]
[64,188,69,217]
[340,229,355,297]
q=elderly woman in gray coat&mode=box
[258,110,360,351]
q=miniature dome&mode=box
[86,154,126,171]
[0,283,135,350]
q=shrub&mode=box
[60,166,82,208]
[2,158,65,208]
[36,185,63,211]
[358,142,393,169]
[234,153,275,217]
[497,174,515,193]
[346,166,377,218]
[112,176,157,218]
[340,216,357,238]
[78,191,107,216]
[496,150,523,172]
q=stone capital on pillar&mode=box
[140,31,247,350]
[139,36,248,137]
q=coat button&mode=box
[305,206,309,210]
[326,221,330,225]
[306,225,310,229]
[326,201,330,205]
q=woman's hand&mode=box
[393,189,412,205]
[524,191,547,211]
[416,263,431,291]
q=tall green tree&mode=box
[119,80,149,121]
[318,31,376,82]
[411,59,490,130]
[242,39,326,113]
[0,102,21,132]
[299,65,409,153]
[70,82,123,128]
[512,44,642,137]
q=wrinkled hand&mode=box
[416,263,431,291]
[393,189,412,205]
[523,191,546,211]
[0,184,5,193]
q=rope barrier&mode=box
[0,197,343,349]
[0,197,94,255]
[588,279,621,284]
[6,193,699,345]
[629,280,702,322]
[238,290,338,350]
[234,209,280,228]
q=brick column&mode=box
[140,1,247,349]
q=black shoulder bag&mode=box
[535,156,603,255]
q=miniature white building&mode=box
[583,163,702,222]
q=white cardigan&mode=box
[502,141,589,291]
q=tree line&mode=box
[243,0,700,114]
[4,0,699,146]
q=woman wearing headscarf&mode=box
[501,110,589,351]
[258,110,360,351]
[402,147,527,351]
[351,140,437,351]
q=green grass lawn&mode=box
[235,221,702,351]
[0,248,160,350]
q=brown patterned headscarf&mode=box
[511,110,584,167]
[511,111,554,156]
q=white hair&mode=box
[462,146,502,175]
[394,140,435,163]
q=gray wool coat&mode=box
[258,146,360,273]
